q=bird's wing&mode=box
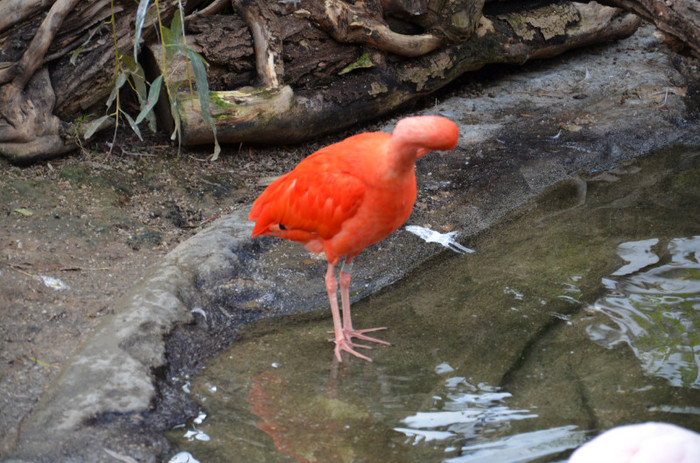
[250,164,366,240]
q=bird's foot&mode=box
[328,326,391,346]
[333,337,374,362]
[329,327,391,362]
[343,327,391,346]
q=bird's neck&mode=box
[386,138,421,176]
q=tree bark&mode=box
[3,0,694,163]
[152,2,641,146]
[0,0,83,163]
[0,0,185,163]
[597,0,700,57]
[232,0,284,88]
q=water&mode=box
[167,146,700,462]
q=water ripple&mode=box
[586,236,700,388]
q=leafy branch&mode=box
[85,0,220,160]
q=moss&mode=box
[397,53,454,91]
[498,3,580,41]
[338,51,374,75]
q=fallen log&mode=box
[0,0,649,163]
[148,2,640,146]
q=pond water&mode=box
[167,145,700,462]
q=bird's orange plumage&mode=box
[249,115,459,361]
[248,132,380,260]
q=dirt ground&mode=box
[0,130,313,453]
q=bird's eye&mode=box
[279,224,287,230]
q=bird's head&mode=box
[391,116,459,160]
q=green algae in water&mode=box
[167,146,700,462]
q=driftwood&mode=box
[0,0,82,161]
[0,0,183,163]
[0,0,695,163]
[599,0,700,57]
[155,1,641,146]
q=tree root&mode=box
[0,0,80,163]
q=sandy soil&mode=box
[0,131,306,453]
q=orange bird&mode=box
[249,116,459,362]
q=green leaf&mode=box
[169,97,182,157]
[75,113,95,124]
[146,110,157,133]
[170,10,184,46]
[120,54,136,71]
[115,71,128,89]
[69,27,99,65]
[210,137,221,161]
[106,71,128,109]
[84,115,111,139]
[106,85,118,110]
[145,75,162,132]
[161,26,176,61]
[122,56,148,106]
[186,48,220,159]
[186,50,210,121]
[70,45,85,65]
[146,75,163,108]
[14,208,33,216]
[122,110,143,141]
[134,75,162,125]
[134,0,151,60]
[338,51,374,75]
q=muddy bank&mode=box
[2,25,699,462]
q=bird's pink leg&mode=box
[325,262,372,362]
[339,259,390,346]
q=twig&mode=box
[184,0,228,21]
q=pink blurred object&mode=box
[570,422,700,463]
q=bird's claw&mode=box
[334,338,373,362]
[330,326,391,362]
[327,327,391,346]
[346,327,392,346]
[327,337,372,349]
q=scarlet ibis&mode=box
[249,116,459,361]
